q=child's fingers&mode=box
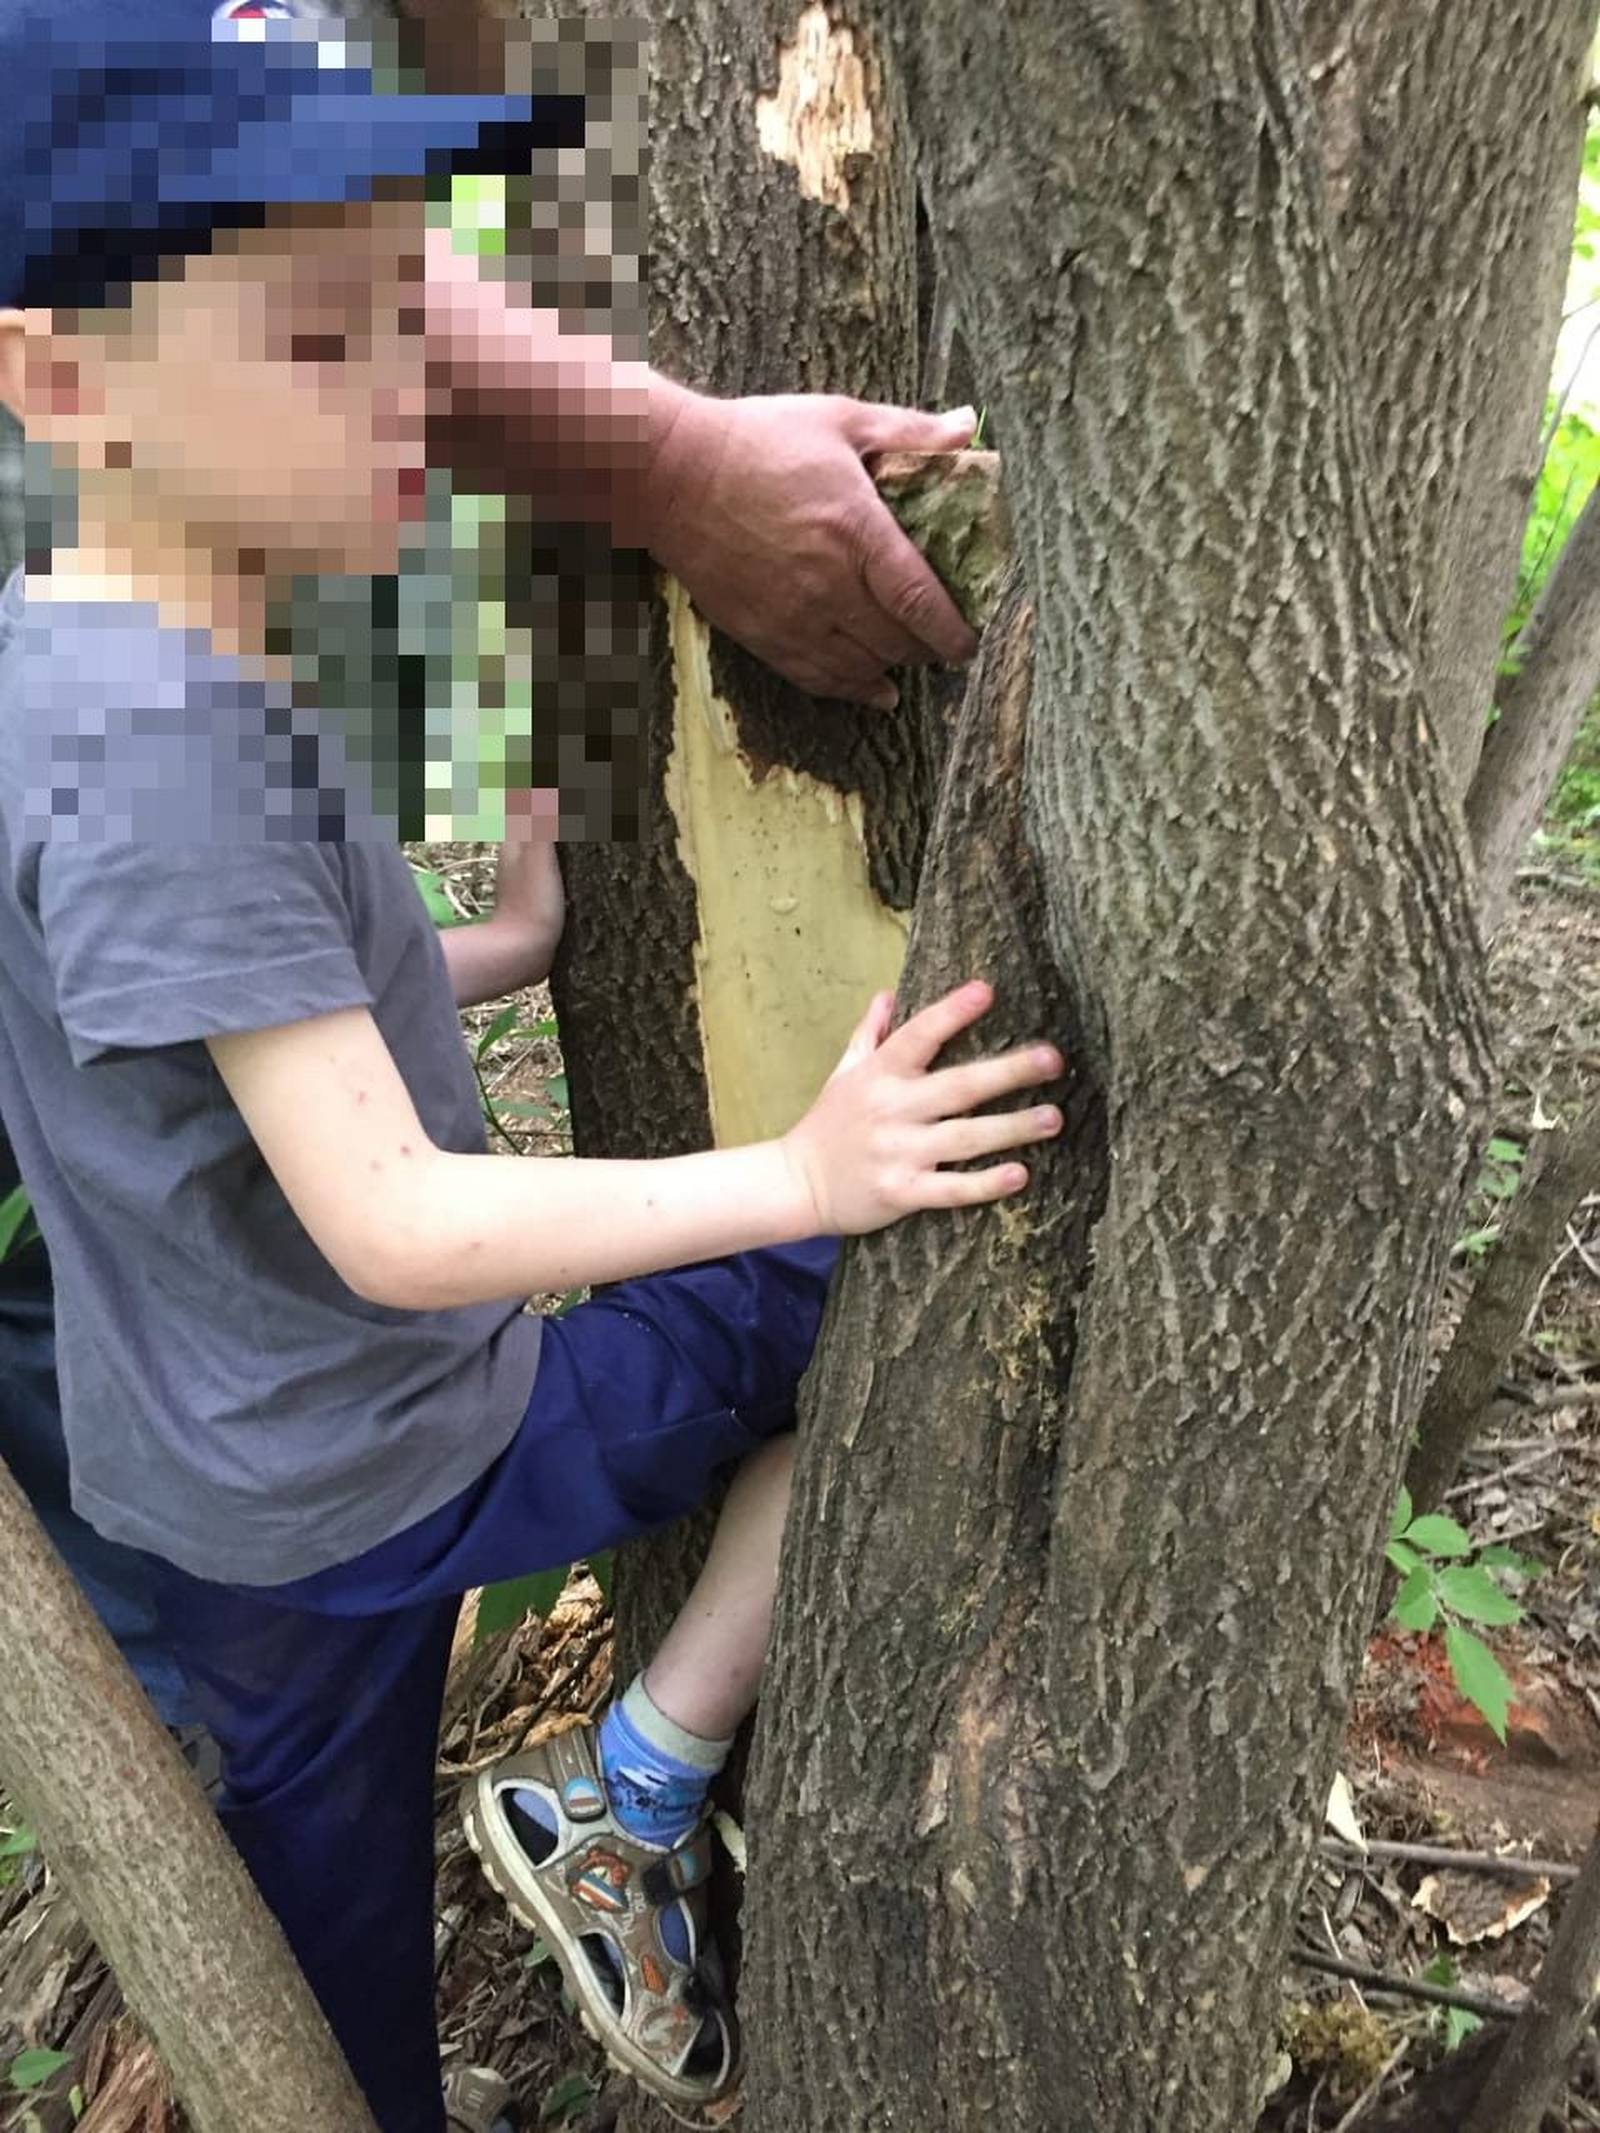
[911,1044,1064,1120]
[923,1105,1062,1167]
[914,1161,1032,1210]
[881,978,995,1072]
[832,989,894,1078]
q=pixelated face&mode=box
[28,194,432,581]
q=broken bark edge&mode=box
[870,449,1011,634]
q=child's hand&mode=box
[490,827,565,979]
[780,980,1064,1235]
[436,818,565,1009]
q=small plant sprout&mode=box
[1386,1486,1542,1742]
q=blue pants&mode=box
[0,1287,196,1730]
[145,1239,836,2133]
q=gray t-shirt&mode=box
[0,570,540,1583]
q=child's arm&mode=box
[205,984,1063,1312]
[435,837,565,1010]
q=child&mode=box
[0,835,561,1792]
[0,14,1065,2133]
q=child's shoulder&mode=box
[12,576,384,842]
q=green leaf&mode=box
[9,2051,70,2093]
[475,1003,520,1061]
[1444,1624,1512,1743]
[1477,1544,1544,1579]
[0,1186,36,1264]
[1444,2006,1484,2052]
[1389,1487,1413,1542]
[1422,1952,1458,1987]
[1437,1565,1523,1626]
[1385,1540,1421,1575]
[411,866,459,927]
[588,1551,614,1605]
[1485,1138,1525,1165]
[524,1939,554,1970]
[543,1073,569,1111]
[540,2070,600,2124]
[1478,1169,1520,1200]
[514,1020,559,1042]
[1453,1225,1502,1259]
[474,1567,569,1644]
[1391,1565,1439,1633]
[1404,1514,1474,1559]
[0,1827,37,1861]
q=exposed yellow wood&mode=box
[661,577,909,1147]
[755,3,874,213]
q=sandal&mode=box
[462,1726,740,2126]
[443,2064,517,2133]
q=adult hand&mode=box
[641,386,981,709]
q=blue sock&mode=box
[596,1679,730,1850]
[509,1677,731,1973]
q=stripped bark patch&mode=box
[755,4,874,212]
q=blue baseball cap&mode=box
[2,0,586,310]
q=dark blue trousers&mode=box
[0,1286,196,1729]
[146,1239,836,2133]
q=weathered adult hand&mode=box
[641,385,981,709]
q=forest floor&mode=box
[0,850,1595,2133]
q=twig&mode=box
[1329,2038,1410,2133]
[1321,1836,1579,1884]
[1491,1377,1600,1413]
[1291,1948,1521,2021]
[1444,1442,1564,1499]
[1567,1220,1600,1283]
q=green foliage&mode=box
[0,1822,36,1891]
[1451,1132,1527,1260]
[474,1553,613,1646]
[410,864,464,928]
[0,1184,38,1265]
[1385,1488,1539,1742]
[475,1566,569,1642]
[7,2051,69,2094]
[1422,1953,1484,2054]
[540,2070,600,2125]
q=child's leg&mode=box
[147,1565,459,2133]
[635,1431,794,1744]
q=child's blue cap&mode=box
[1,0,586,310]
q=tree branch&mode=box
[1461,1818,1600,2133]
[0,1458,379,2133]
[1403,1090,1600,1517]
[1466,481,1600,937]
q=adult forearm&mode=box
[364,1138,816,1310]
[424,223,688,545]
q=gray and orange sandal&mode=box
[443,2065,517,2133]
[461,1727,740,2127]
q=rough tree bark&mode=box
[1302,0,1596,798]
[1460,1815,1600,2133]
[0,1459,380,2133]
[1467,481,1600,934]
[739,0,1528,2126]
[1404,1089,1600,1518]
[505,0,934,1677]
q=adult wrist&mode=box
[637,374,717,560]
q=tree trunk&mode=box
[1460,1814,1600,2133]
[0,1457,379,2133]
[1404,1089,1600,1518]
[1467,482,1600,935]
[742,2,1506,2127]
[512,0,932,1670]
[1302,0,1597,797]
